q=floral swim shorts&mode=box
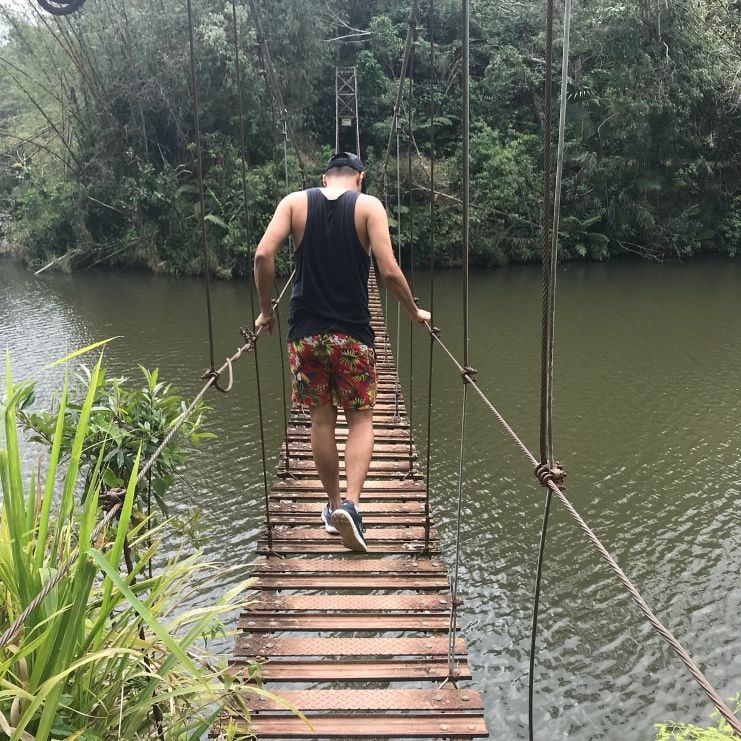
[287,332,377,412]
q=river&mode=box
[2,257,739,739]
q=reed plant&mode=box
[0,350,267,739]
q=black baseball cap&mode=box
[325,151,365,173]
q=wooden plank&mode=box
[248,688,484,712]
[253,572,446,587]
[265,526,437,542]
[257,542,438,556]
[230,660,472,682]
[243,594,451,612]
[270,514,426,527]
[269,501,425,515]
[273,476,425,494]
[238,614,450,631]
[252,557,446,574]
[241,714,487,738]
[235,635,467,658]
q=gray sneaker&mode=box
[330,501,367,552]
[321,504,339,535]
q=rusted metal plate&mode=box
[252,557,446,574]
[248,688,484,712]
[242,714,487,738]
[235,635,467,658]
[231,660,473,682]
[242,594,451,612]
[238,613,450,631]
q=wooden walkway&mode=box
[218,275,488,739]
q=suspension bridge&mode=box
[4,0,739,739]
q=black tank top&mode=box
[287,188,374,347]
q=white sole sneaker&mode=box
[331,508,368,552]
[321,506,339,535]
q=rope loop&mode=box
[460,366,477,384]
[36,0,86,15]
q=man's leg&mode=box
[310,404,341,510]
[344,409,374,506]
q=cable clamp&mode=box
[534,461,566,491]
[239,326,258,351]
[270,298,279,310]
[429,325,441,337]
[452,598,464,607]
[461,366,477,384]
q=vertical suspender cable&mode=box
[538,0,556,467]
[185,0,216,372]
[547,0,571,465]
[277,121,295,472]
[354,65,361,156]
[447,0,471,682]
[394,109,403,422]
[529,0,568,737]
[407,29,416,471]
[424,0,436,553]
[229,0,273,551]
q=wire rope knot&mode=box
[200,365,231,394]
[460,366,477,384]
[100,487,126,513]
[534,461,566,491]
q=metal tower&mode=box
[335,66,361,155]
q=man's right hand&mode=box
[255,311,275,335]
[414,308,432,325]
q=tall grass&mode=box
[0,353,264,739]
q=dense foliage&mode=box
[0,352,260,739]
[0,0,739,274]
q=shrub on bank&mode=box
[0,349,262,739]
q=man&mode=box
[254,152,430,552]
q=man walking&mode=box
[253,152,430,552]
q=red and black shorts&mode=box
[287,332,377,412]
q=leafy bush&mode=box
[655,695,741,740]
[19,365,212,516]
[0,350,266,739]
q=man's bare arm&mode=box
[365,196,430,324]
[253,194,295,333]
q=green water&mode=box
[2,258,739,739]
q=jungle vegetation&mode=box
[0,0,739,275]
